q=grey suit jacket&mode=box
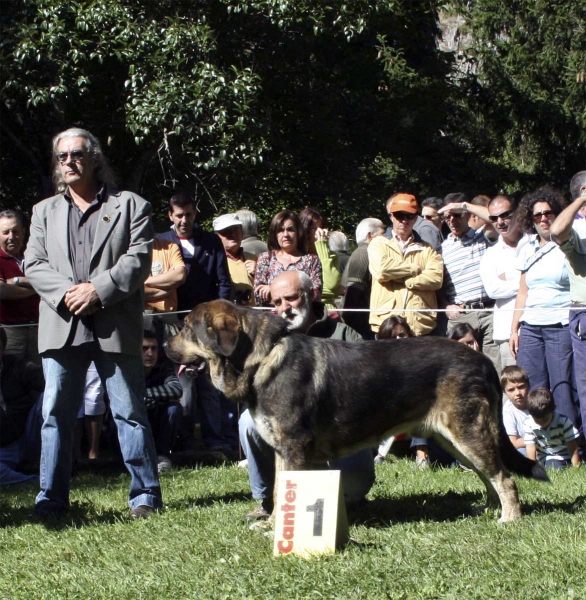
[25,189,154,356]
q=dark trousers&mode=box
[148,403,181,456]
[569,309,586,435]
[517,323,580,429]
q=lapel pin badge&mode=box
[103,215,111,223]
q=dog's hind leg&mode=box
[431,427,523,522]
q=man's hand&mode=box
[315,228,329,242]
[509,331,520,359]
[255,284,271,302]
[438,202,466,215]
[64,282,100,315]
[445,304,462,320]
[244,259,256,276]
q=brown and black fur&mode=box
[166,299,548,522]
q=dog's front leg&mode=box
[268,444,311,525]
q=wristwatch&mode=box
[13,277,20,285]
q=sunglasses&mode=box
[56,150,86,164]
[441,212,466,221]
[488,209,515,223]
[422,214,437,220]
[391,212,417,221]
[532,210,556,222]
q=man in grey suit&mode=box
[25,128,162,519]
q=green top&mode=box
[314,239,341,307]
[560,228,586,303]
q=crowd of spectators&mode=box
[1,127,584,518]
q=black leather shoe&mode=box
[34,501,70,521]
[131,505,156,519]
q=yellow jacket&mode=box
[368,234,443,335]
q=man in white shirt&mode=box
[480,196,529,367]
[438,193,500,370]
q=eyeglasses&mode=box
[441,213,466,221]
[56,150,86,164]
[391,212,417,221]
[532,210,556,222]
[488,209,514,223]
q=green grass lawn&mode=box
[1,458,585,600]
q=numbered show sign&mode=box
[273,470,349,558]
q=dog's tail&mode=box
[499,422,549,482]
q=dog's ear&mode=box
[207,313,241,357]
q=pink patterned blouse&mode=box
[253,251,323,305]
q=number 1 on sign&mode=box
[306,498,324,536]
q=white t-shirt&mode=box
[177,237,195,273]
[480,234,530,340]
[502,400,529,438]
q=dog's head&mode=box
[165,300,242,372]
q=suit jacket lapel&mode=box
[53,196,71,263]
[91,193,121,263]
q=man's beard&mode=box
[281,304,310,331]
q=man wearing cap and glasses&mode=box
[25,127,161,520]
[213,214,256,307]
[385,194,443,250]
[437,192,501,371]
[368,193,443,337]
[479,195,530,367]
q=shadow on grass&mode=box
[0,491,253,530]
[522,495,586,517]
[349,490,481,527]
[349,492,586,527]
[349,492,586,528]
[164,491,253,511]
[0,502,127,530]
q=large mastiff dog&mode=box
[166,300,548,522]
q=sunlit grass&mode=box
[1,459,584,599]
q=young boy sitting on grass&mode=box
[501,366,530,456]
[524,387,581,470]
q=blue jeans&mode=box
[239,409,375,504]
[37,344,162,511]
[569,309,586,435]
[517,323,579,429]
[544,457,570,470]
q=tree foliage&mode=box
[1,0,584,234]
[447,0,586,194]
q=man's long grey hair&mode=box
[52,128,117,193]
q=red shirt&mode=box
[0,248,39,324]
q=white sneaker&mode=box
[157,455,172,473]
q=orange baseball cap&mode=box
[387,193,418,214]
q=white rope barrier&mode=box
[1,304,584,329]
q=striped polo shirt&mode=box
[524,412,580,463]
[440,227,492,305]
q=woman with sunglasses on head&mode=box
[253,210,322,306]
[509,187,579,430]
